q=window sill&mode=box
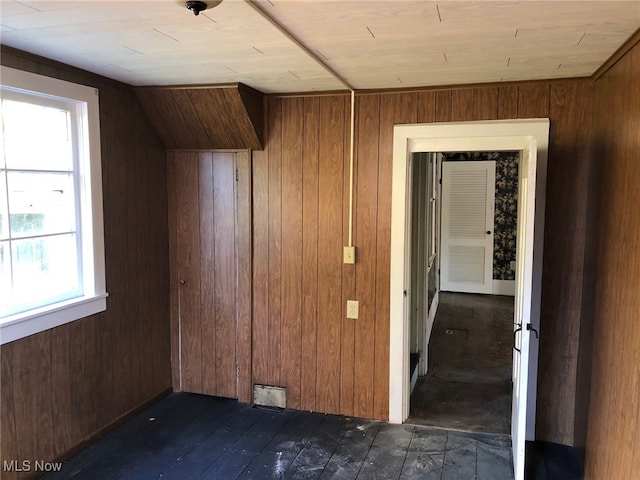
[0,293,108,345]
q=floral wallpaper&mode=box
[441,151,519,281]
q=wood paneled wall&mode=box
[0,47,171,479]
[167,151,252,403]
[136,84,264,150]
[251,80,594,441]
[585,40,640,479]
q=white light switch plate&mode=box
[346,300,359,319]
[343,246,355,264]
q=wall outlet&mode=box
[510,260,516,271]
[346,300,359,319]
[343,246,356,264]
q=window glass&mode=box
[7,172,76,238]
[2,99,74,171]
[0,95,81,317]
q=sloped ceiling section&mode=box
[136,83,264,150]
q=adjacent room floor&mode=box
[408,292,514,435]
[43,392,514,480]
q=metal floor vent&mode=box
[253,384,287,409]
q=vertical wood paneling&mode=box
[169,151,248,401]
[167,157,181,390]
[300,97,320,411]
[128,109,148,406]
[517,84,550,118]
[251,78,600,435]
[315,96,345,414]
[537,81,593,445]
[11,334,55,468]
[353,94,380,419]
[50,322,85,454]
[417,91,436,123]
[451,89,474,121]
[473,87,499,120]
[435,90,452,122]
[585,41,640,480]
[375,93,417,420]
[105,84,134,416]
[340,96,356,417]
[135,106,167,401]
[1,344,18,480]
[235,151,253,403]
[254,80,592,430]
[497,85,518,119]
[252,129,270,386]
[281,98,304,409]
[1,47,171,476]
[268,98,283,387]
[212,153,238,399]
[175,153,202,392]
[81,317,107,434]
[199,153,217,397]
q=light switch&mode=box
[347,300,359,319]
[343,246,356,264]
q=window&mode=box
[0,66,107,344]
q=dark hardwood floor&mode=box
[409,292,514,434]
[43,392,514,480]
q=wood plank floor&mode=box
[43,392,514,480]
[409,292,514,434]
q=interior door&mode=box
[511,139,537,480]
[168,151,252,403]
[440,161,495,294]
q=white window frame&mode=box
[0,66,107,345]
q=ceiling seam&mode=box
[243,0,353,92]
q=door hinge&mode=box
[235,168,239,182]
[236,364,240,377]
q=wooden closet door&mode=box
[168,151,251,401]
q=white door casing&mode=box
[389,119,549,480]
[440,161,495,294]
[511,138,537,478]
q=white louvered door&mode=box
[440,161,495,294]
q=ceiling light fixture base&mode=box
[186,1,208,16]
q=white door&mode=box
[511,139,537,480]
[440,161,495,294]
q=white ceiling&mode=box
[1,0,638,93]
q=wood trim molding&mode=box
[269,77,592,99]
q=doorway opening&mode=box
[407,151,519,435]
[389,119,550,480]
[410,292,514,432]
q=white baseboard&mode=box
[493,279,515,296]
